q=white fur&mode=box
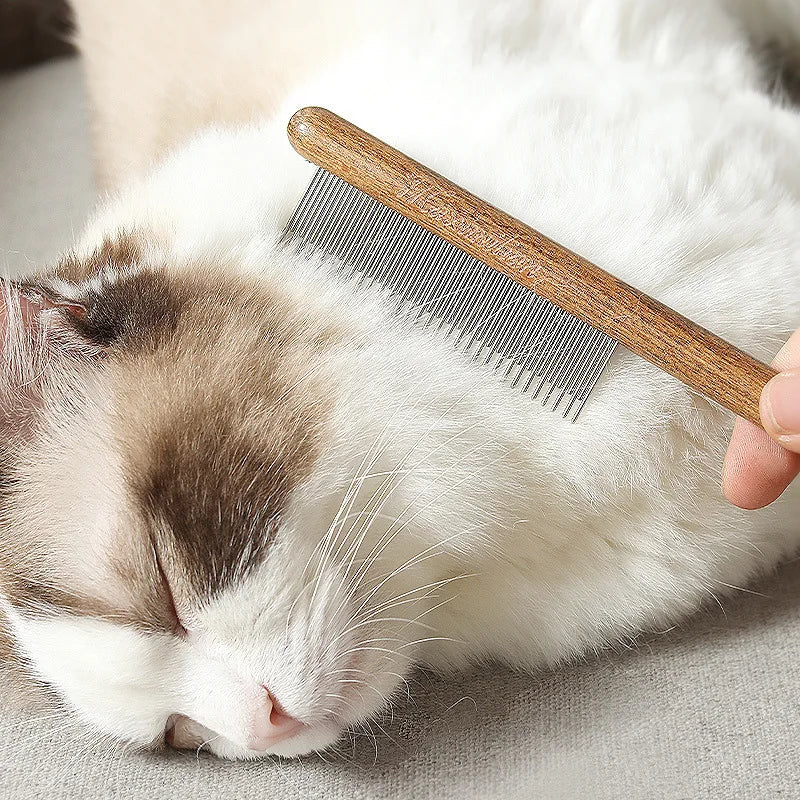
[9,0,800,759]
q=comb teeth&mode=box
[281,168,616,420]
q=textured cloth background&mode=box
[2,58,800,800]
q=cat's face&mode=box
[0,241,434,759]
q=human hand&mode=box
[723,328,800,509]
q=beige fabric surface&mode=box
[0,57,91,276]
[2,57,800,800]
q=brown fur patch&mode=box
[54,233,143,283]
[116,268,331,604]
[1,253,335,637]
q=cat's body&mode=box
[3,0,800,760]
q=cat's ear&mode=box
[3,278,102,358]
[0,279,102,444]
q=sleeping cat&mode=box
[3,0,800,760]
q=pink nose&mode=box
[247,687,303,751]
[164,688,303,753]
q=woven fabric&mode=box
[2,58,800,800]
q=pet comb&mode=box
[281,106,775,426]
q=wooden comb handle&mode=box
[288,106,776,427]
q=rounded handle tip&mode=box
[287,107,334,151]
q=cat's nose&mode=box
[247,686,303,751]
[164,689,302,753]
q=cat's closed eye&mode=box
[152,547,187,638]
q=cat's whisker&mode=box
[320,386,466,596]
[195,732,223,760]
[338,407,493,597]
[304,411,404,608]
[344,442,508,609]
[396,635,465,650]
[351,526,486,622]
[329,585,465,650]
[353,573,475,622]
[306,396,478,628]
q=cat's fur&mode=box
[3,0,800,760]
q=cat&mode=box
[3,0,800,760]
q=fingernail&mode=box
[762,371,800,435]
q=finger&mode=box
[759,326,800,452]
[761,370,800,453]
[722,417,800,509]
[722,327,800,509]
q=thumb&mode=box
[760,327,800,454]
[761,372,800,454]
[722,327,800,509]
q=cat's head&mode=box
[0,234,453,759]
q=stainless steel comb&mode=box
[281,166,616,420]
[281,107,776,428]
